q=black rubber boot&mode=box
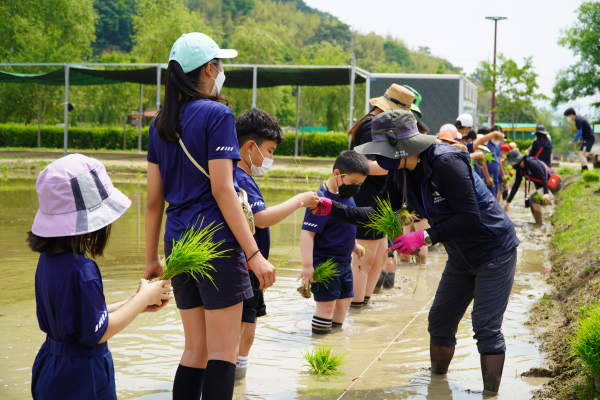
[582,165,589,171]
[383,272,395,288]
[481,353,505,395]
[532,210,543,225]
[373,270,387,294]
[430,345,455,375]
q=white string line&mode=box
[337,295,436,399]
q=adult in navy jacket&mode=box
[312,109,519,395]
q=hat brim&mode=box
[369,96,410,113]
[532,130,550,136]
[216,49,237,59]
[31,187,131,238]
[354,134,437,159]
[507,154,525,166]
[410,104,423,118]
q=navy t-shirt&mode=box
[148,99,241,243]
[35,252,108,347]
[487,142,501,182]
[235,168,270,259]
[576,115,594,140]
[302,185,357,264]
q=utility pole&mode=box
[485,16,507,127]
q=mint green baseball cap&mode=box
[169,33,238,73]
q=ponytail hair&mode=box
[155,59,230,143]
[348,106,378,141]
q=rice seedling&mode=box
[362,197,415,239]
[532,192,543,203]
[298,258,339,298]
[302,340,348,378]
[484,152,495,163]
[155,220,229,289]
[571,307,600,382]
[582,170,600,183]
[557,166,576,176]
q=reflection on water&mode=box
[0,177,549,399]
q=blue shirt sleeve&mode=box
[572,129,583,142]
[302,207,327,234]
[147,123,158,164]
[467,142,474,153]
[207,108,241,162]
[74,273,108,347]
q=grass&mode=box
[297,258,340,298]
[362,197,415,239]
[160,220,229,288]
[571,307,600,382]
[558,166,576,175]
[582,170,600,183]
[302,340,348,378]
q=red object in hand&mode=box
[313,197,332,216]
[390,230,426,254]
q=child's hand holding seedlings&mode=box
[143,258,164,281]
[352,241,364,261]
[138,278,173,309]
[298,265,315,290]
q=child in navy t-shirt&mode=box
[27,155,172,400]
[233,108,319,377]
[299,150,370,334]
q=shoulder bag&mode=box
[178,138,255,235]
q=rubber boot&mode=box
[582,165,589,172]
[373,270,387,294]
[430,345,455,375]
[532,209,543,225]
[481,353,505,395]
[383,272,395,288]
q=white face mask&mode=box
[491,139,501,146]
[249,144,273,176]
[210,66,225,96]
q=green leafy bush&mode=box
[571,307,600,382]
[276,132,348,157]
[582,171,600,182]
[0,124,149,150]
[515,139,534,151]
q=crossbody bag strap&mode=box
[179,138,210,179]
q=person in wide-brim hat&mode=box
[313,108,520,395]
[353,109,436,160]
[369,84,416,114]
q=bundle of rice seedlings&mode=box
[362,197,416,239]
[302,340,348,378]
[531,192,544,203]
[484,152,495,163]
[582,170,600,183]
[298,258,339,298]
[571,307,600,383]
[154,220,228,289]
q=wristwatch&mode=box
[423,230,432,246]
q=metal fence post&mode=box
[348,65,355,149]
[295,85,300,158]
[252,65,257,108]
[63,64,70,157]
[138,84,143,153]
[156,64,161,110]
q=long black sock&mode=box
[173,364,205,400]
[202,360,236,400]
[363,296,371,305]
[583,165,589,171]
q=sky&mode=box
[304,0,594,117]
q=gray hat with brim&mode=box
[532,123,550,136]
[354,109,436,159]
[506,149,525,166]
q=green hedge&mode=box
[515,139,534,152]
[0,124,351,157]
[277,132,348,157]
[0,124,150,150]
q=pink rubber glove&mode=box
[312,197,332,216]
[390,230,425,255]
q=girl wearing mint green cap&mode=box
[144,33,276,399]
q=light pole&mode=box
[485,16,507,128]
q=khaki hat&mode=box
[370,84,415,113]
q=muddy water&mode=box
[0,176,551,399]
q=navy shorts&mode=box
[581,137,595,152]
[428,248,517,355]
[242,270,267,323]
[311,261,354,302]
[356,225,385,241]
[165,241,253,311]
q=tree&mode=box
[477,54,547,140]
[552,2,600,107]
[383,40,412,68]
[93,0,135,54]
[0,0,97,145]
